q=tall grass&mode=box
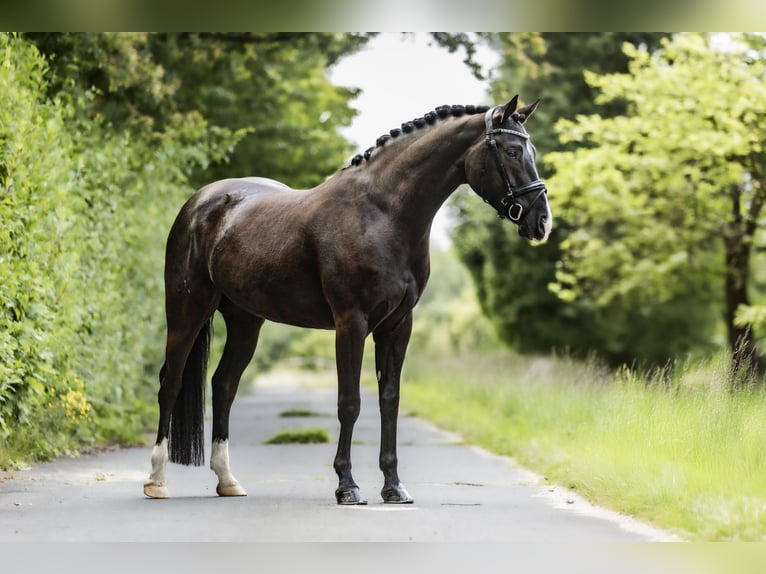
[401,351,766,540]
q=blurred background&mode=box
[2,32,766,540]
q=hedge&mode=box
[0,34,236,467]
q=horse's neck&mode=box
[362,115,482,241]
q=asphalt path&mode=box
[0,373,677,542]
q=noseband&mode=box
[480,106,547,222]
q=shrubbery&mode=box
[0,34,237,467]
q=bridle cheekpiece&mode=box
[480,106,547,222]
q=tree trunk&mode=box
[724,182,762,381]
[724,241,760,377]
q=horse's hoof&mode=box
[382,483,414,504]
[216,482,247,497]
[143,482,169,499]
[335,486,368,505]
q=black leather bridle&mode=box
[480,106,547,222]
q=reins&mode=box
[480,106,547,222]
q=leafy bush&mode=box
[0,34,238,467]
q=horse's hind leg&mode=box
[373,311,414,503]
[210,300,265,497]
[144,277,219,499]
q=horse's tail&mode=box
[168,319,211,466]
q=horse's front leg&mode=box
[333,313,368,505]
[373,312,414,503]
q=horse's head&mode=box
[465,96,552,242]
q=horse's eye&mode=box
[508,149,519,159]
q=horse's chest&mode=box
[350,263,426,330]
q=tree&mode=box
[482,33,669,158]
[452,33,681,365]
[148,33,369,188]
[547,33,766,375]
[26,33,368,189]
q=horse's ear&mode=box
[515,99,540,124]
[500,95,519,124]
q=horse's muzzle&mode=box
[537,213,552,241]
[518,209,552,242]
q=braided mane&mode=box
[346,104,491,168]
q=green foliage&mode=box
[454,33,765,367]
[410,244,499,355]
[483,33,669,160]
[0,35,99,461]
[452,185,717,364]
[146,33,367,189]
[26,33,365,190]
[24,33,176,130]
[547,34,766,367]
[452,198,575,353]
[0,34,242,467]
[736,304,766,334]
[453,33,679,365]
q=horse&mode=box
[143,96,552,504]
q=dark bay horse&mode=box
[144,96,552,504]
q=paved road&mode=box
[0,375,676,542]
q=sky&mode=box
[329,33,500,247]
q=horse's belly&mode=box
[251,293,335,329]
[219,280,335,329]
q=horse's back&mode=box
[166,176,295,275]
[238,176,290,189]
[194,176,292,207]
[177,177,294,234]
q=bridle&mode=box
[480,106,548,222]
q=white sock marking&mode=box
[210,439,238,486]
[147,438,168,485]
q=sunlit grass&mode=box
[279,409,328,418]
[264,427,331,445]
[401,351,766,540]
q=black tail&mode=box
[168,319,211,466]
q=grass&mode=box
[264,427,331,445]
[400,350,766,541]
[279,409,328,418]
